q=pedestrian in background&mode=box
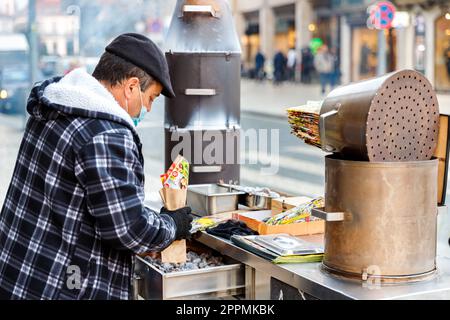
[359,42,371,76]
[300,47,314,84]
[255,49,266,81]
[445,45,450,80]
[273,50,287,85]
[330,47,340,88]
[314,44,334,95]
[287,47,297,82]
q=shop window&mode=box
[273,4,296,55]
[243,22,260,70]
[434,15,450,92]
[52,42,58,55]
[311,18,332,50]
[67,41,74,56]
[274,18,295,54]
[351,27,396,81]
[352,27,378,81]
[414,14,426,74]
[242,10,260,71]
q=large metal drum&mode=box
[312,155,438,283]
[320,69,440,162]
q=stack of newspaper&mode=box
[286,101,322,148]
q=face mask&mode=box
[130,87,147,127]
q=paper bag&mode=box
[161,240,186,264]
[159,188,188,263]
[159,188,187,211]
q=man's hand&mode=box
[160,206,193,240]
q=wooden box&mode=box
[234,210,325,236]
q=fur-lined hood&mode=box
[27,68,135,129]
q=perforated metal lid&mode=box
[366,70,439,162]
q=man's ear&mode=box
[123,77,140,100]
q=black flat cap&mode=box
[105,33,175,98]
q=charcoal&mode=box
[144,250,224,273]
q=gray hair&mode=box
[92,51,154,91]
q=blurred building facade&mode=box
[0,0,16,33]
[0,0,15,15]
[2,1,450,91]
[60,0,176,56]
[2,0,176,58]
[395,0,450,92]
[37,15,79,56]
[232,0,450,91]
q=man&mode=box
[329,47,340,88]
[273,50,287,85]
[314,44,334,95]
[286,47,297,82]
[254,49,265,81]
[359,42,371,76]
[300,47,313,84]
[0,33,193,299]
[445,45,450,79]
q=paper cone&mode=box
[160,188,187,210]
[159,188,188,263]
[161,240,187,264]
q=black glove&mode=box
[160,206,193,240]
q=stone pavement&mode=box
[241,79,323,118]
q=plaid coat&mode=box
[0,69,176,300]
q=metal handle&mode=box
[181,5,219,18]
[311,207,345,222]
[192,165,222,173]
[217,182,238,192]
[185,88,217,96]
[319,109,339,152]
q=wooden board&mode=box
[434,115,449,205]
[271,196,312,216]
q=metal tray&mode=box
[252,234,324,256]
[241,193,273,210]
[217,183,279,210]
[134,255,245,300]
[187,184,245,216]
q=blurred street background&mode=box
[2,0,450,207]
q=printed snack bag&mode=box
[159,155,190,263]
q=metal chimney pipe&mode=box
[164,0,242,184]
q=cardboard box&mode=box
[234,210,324,236]
[271,196,312,216]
